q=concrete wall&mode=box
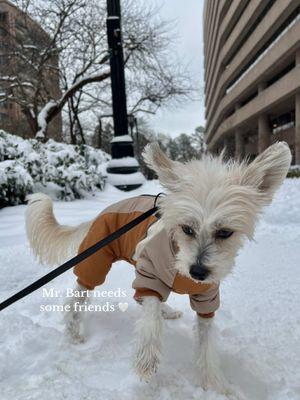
[204,0,300,164]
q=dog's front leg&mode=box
[133,296,163,381]
[64,282,88,344]
[196,315,231,394]
[197,316,246,399]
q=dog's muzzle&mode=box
[190,262,210,281]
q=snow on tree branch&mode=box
[6,0,194,143]
[36,70,110,138]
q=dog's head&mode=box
[143,142,291,283]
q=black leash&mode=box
[0,195,162,312]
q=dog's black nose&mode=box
[190,264,209,281]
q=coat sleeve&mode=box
[189,283,220,317]
[132,250,172,302]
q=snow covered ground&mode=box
[0,179,299,400]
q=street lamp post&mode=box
[106,0,144,190]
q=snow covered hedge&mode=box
[0,131,109,207]
[288,165,300,178]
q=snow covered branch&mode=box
[36,69,110,138]
[6,0,193,143]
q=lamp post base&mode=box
[106,135,145,191]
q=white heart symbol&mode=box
[118,302,128,312]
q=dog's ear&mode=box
[241,142,291,205]
[142,142,181,191]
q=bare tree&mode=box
[1,0,193,142]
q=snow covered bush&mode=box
[288,165,300,178]
[0,131,109,206]
[0,160,34,208]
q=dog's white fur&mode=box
[142,142,291,285]
[26,192,93,266]
[25,142,291,397]
[133,296,164,380]
[63,281,88,343]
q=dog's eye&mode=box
[215,229,233,239]
[181,225,195,236]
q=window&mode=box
[0,100,8,109]
[267,62,295,87]
[271,112,295,134]
[0,54,8,65]
[0,12,7,22]
[0,112,8,121]
[0,27,7,36]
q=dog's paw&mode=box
[200,375,246,400]
[133,350,160,382]
[68,332,86,344]
[224,386,247,400]
[161,303,182,320]
[200,372,231,394]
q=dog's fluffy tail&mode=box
[25,193,94,266]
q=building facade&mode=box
[0,0,62,140]
[203,0,300,164]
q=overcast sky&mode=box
[146,0,205,137]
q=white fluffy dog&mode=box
[25,141,291,397]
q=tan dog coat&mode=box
[74,195,220,317]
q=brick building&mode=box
[203,0,300,164]
[0,0,62,140]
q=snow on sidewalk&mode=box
[0,180,299,400]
